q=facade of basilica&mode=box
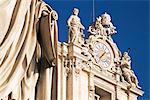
[56,8,143,100]
[0,0,143,100]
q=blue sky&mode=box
[44,0,149,99]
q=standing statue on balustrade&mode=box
[67,8,85,44]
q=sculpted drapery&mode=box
[0,0,58,99]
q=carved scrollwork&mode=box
[88,12,117,42]
[51,10,58,20]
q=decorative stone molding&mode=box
[63,57,70,77]
[88,12,117,42]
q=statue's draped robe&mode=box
[0,0,58,99]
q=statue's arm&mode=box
[67,15,73,27]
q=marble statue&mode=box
[67,8,85,44]
[121,52,140,88]
[0,0,58,99]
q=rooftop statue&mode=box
[0,0,58,99]
[67,8,85,44]
[121,51,140,88]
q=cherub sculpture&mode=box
[95,16,104,36]
[121,51,140,88]
[67,8,85,43]
[88,16,104,36]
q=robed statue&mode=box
[67,8,85,44]
[121,52,140,88]
[0,0,58,99]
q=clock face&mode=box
[93,42,112,68]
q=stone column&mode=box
[88,72,95,100]
[67,57,81,100]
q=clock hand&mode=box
[99,52,106,59]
